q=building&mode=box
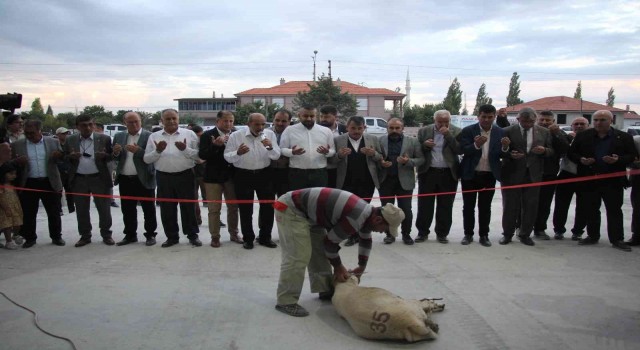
[235,78,405,120]
[174,91,237,126]
[505,96,638,128]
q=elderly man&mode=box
[415,110,461,244]
[224,113,281,249]
[112,112,157,246]
[334,116,383,246]
[198,110,241,247]
[533,111,570,240]
[552,117,590,240]
[496,107,510,128]
[270,109,293,197]
[280,105,335,190]
[55,127,74,214]
[319,105,347,188]
[456,104,504,247]
[499,107,554,246]
[144,109,202,247]
[569,110,638,251]
[64,115,114,247]
[274,187,404,317]
[11,119,65,248]
[379,118,424,245]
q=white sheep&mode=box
[332,275,444,342]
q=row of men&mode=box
[1,104,639,252]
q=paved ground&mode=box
[0,187,638,350]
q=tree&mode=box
[29,97,45,121]
[180,113,203,126]
[80,105,114,125]
[442,77,462,115]
[46,105,54,116]
[573,81,582,99]
[461,106,468,115]
[606,87,615,107]
[56,112,77,129]
[292,75,358,119]
[234,100,280,125]
[115,110,129,123]
[473,83,493,115]
[506,72,524,106]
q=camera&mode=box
[0,93,22,113]
[82,152,92,158]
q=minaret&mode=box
[405,67,411,106]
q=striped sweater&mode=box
[279,187,374,268]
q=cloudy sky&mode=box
[1,0,639,115]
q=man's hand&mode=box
[474,135,488,148]
[510,150,525,159]
[14,155,28,165]
[113,143,123,156]
[423,139,435,149]
[51,150,64,159]
[174,138,187,151]
[580,157,596,165]
[501,137,511,147]
[548,124,561,135]
[438,126,449,135]
[291,145,306,155]
[380,159,392,168]
[261,138,273,149]
[360,146,376,157]
[333,264,350,283]
[212,135,226,146]
[317,144,330,155]
[397,153,409,164]
[68,148,82,160]
[154,140,167,153]
[603,154,619,164]
[338,147,352,158]
[236,143,250,155]
[531,146,546,155]
[350,265,366,278]
[125,143,141,153]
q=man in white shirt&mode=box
[144,109,202,248]
[224,113,281,249]
[280,106,335,190]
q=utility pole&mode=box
[328,60,332,80]
[312,50,318,81]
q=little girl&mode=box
[0,162,23,250]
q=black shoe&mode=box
[344,236,358,247]
[571,234,583,241]
[518,236,535,246]
[110,201,119,208]
[578,237,599,245]
[534,231,551,240]
[243,241,254,250]
[414,233,427,243]
[554,233,564,240]
[52,238,66,246]
[499,235,512,245]
[103,237,115,246]
[146,237,157,246]
[479,236,492,247]
[161,240,179,248]
[258,240,278,248]
[220,221,226,228]
[461,235,473,245]
[402,235,414,245]
[383,234,395,244]
[116,237,138,246]
[75,238,91,247]
[436,235,449,244]
[611,241,632,252]
[318,290,334,300]
[189,238,202,247]
[22,240,37,249]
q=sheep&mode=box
[332,275,444,342]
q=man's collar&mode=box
[81,133,94,140]
[129,129,142,136]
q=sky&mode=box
[0,0,639,115]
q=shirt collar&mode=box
[27,137,44,145]
[81,133,95,141]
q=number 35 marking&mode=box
[369,311,391,333]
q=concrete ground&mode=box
[0,187,638,350]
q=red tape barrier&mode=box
[1,169,639,204]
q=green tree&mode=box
[180,113,203,126]
[461,106,468,115]
[473,83,493,115]
[442,77,462,115]
[115,110,129,123]
[234,100,280,125]
[144,111,162,129]
[45,104,54,116]
[30,97,45,120]
[573,81,582,99]
[80,105,114,125]
[56,112,77,129]
[42,114,64,133]
[606,87,615,107]
[506,72,524,106]
[292,75,358,119]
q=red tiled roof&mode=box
[624,112,640,119]
[235,80,405,97]
[505,96,628,113]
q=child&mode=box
[0,162,23,250]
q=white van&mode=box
[363,117,388,135]
[103,124,127,138]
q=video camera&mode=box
[0,93,22,113]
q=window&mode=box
[118,126,126,131]
[583,114,592,123]
[377,119,388,128]
[107,126,116,131]
[366,119,374,126]
[557,114,567,124]
[253,97,266,105]
[357,98,368,110]
[272,97,284,107]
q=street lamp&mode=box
[312,50,318,81]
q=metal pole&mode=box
[328,60,332,80]
[312,50,318,81]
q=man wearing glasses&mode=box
[568,110,638,251]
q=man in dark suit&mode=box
[63,115,115,247]
[416,110,461,243]
[533,111,569,240]
[319,105,347,188]
[499,107,554,246]
[457,104,504,247]
[112,112,157,246]
[568,110,638,251]
[11,119,65,248]
[334,116,383,246]
[379,118,424,245]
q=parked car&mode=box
[103,124,127,138]
[363,117,388,135]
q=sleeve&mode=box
[143,134,161,164]
[267,132,281,160]
[324,130,336,158]
[223,133,241,164]
[458,128,481,156]
[181,132,200,160]
[279,128,293,158]
[407,138,425,168]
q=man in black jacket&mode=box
[198,111,241,248]
[568,110,638,251]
